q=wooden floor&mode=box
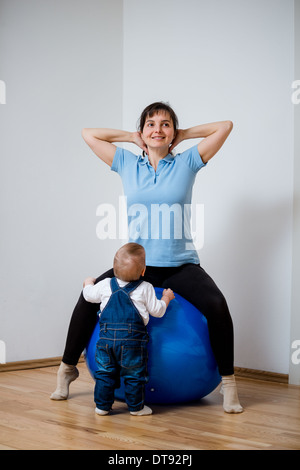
[0,362,300,450]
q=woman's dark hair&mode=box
[138,101,179,134]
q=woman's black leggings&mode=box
[62,263,234,376]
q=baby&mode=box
[83,242,174,416]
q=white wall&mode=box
[289,0,300,385]
[0,0,123,362]
[123,0,294,374]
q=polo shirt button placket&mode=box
[153,161,163,183]
[148,163,157,183]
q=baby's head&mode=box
[113,243,146,282]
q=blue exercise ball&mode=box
[85,288,221,404]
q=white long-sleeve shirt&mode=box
[83,278,166,325]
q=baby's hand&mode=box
[83,277,96,288]
[162,288,175,301]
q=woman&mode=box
[51,102,243,413]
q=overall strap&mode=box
[110,277,143,295]
[122,279,143,294]
[110,277,120,293]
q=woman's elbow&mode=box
[82,128,95,145]
[81,128,89,140]
[225,120,233,131]
[221,120,233,138]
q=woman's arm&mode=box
[170,121,233,164]
[81,128,147,167]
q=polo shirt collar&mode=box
[138,152,174,165]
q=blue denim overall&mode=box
[94,277,149,412]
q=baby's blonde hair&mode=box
[113,243,145,282]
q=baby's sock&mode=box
[130,405,152,416]
[50,362,79,400]
[95,407,109,416]
[220,375,244,413]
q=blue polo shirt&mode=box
[111,145,206,267]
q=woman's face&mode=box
[141,111,175,152]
